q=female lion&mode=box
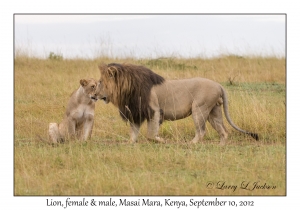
[49,78,98,143]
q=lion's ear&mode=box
[108,71,114,78]
[99,64,115,78]
[107,66,117,78]
[80,79,88,87]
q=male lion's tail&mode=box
[220,86,259,141]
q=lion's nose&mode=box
[91,94,98,100]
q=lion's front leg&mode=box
[147,110,165,143]
[65,117,76,140]
[80,114,94,141]
[129,123,140,144]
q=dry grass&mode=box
[14,54,286,195]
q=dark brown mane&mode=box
[100,63,165,125]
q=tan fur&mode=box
[48,78,98,143]
[95,63,258,145]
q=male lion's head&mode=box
[93,64,116,104]
[95,63,165,125]
[80,78,98,102]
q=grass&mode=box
[15,142,285,195]
[14,54,286,195]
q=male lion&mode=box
[95,63,258,145]
[49,78,98,143]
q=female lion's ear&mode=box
[80,79,88,86]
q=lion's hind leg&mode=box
[191,103,209,144]
[208,105,228,145]
[49,123,61,143]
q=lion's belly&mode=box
[162,108,192,121]
[158,96,193,121]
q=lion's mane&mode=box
[100,63,165,125]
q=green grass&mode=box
[15,142,285,195]
[14,55,286,195]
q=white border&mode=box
[3,0,296,209]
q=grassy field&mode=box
[14,55,286,195]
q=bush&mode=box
[48,52,63,60]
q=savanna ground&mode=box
[14,54,286,195]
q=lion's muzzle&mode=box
[101,96,109,104]
[91,96,98,102]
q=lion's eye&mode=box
[91,85,95,89]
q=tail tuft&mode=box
[248,132,259,141]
